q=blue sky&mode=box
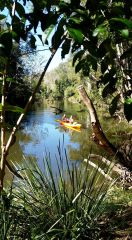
[1,2,69,72]
[36,34,69,72]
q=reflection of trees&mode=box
[6,130,38,166]
[21,126,49,146]
[5,129,38,186]
[68,114,131,163]
[5,101,131,180]
[68,129,104,161]
[6,132,28,164]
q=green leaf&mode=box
[101,68,116,85]
[82,64,90,76]
[69,17,82,24]
[86,55,97,71]
[98,38,111,58]
[52,18,65,50]
[67,27,83,43]
[93,26,106,37]
[0,31,12,56]
[72,50,84,66]
[45,25,55,39]
[0,14,6,20]
[109,94,120,116]
[110,18,132,29]
[30,35,36,49]
[42,25,55,45]
[124,100,132,121]
[6,77,16,83]
[11,31,18,39]
[16,2,25,17]
[102,83,116,98]
[61,38,71,59]
[7,105,24,113]
[75,60,83,73]
[125,98,132,104]
[120,29,129,38]
[101,60,108,74]
[0,104,24,113]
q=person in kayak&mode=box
[62,114,74,123]
[62,114,69,122]
[69,115,74,124]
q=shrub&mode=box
[64,86,76,98]
[11,148,111,239]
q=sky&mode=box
[1,2,69,73]
[36,34,69,72]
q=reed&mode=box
[0,144,113,239]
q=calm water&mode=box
[6,100,131,180]
[8,100,91,169]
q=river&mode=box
[5,99,131,184]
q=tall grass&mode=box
[0,186,31,239]
[0,189,12,239]
[0,144,113,239]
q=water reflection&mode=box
[18,105,82,170]
[6,100,131,177]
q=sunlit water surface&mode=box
[5,100,131,184]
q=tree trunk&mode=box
[78,85,132,170]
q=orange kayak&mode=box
[57,120,81,129]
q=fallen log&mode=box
[84,159,113,181]
[89,154,123,175]
[84,154,132,189]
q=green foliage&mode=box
[124,98,132,122]
[0,0,131,121]
[10,148,111,240]
[104,185,132,213]
[41,84,52,99]
[5,46,33,108]
[67,27,83,44]
[64,85,76,98]
[0,189,31,239]
[1,153,131,240]
[0,31,12,56]
[61,38,71,59]
[0,0,131,196]
[0,190,12,239]
[52,78,69,99]
[44,60,84,100]
[110,18,132,29]
[55,0,132,120]
[109,94,120,116]
[0,103,24,113]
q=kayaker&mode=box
[62,114,68,122]
[69,115,74,124]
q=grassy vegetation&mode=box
[98,186,132,239]
[0,148,131,240]
[0,147,110,239]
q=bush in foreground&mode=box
[1,150,114,240]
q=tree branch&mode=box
[78,85,132,170]
[78,85,117,154]
[6,161,23,180]
[5,51,56,155]
[0,70,7,190]
[5,31,67,165]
